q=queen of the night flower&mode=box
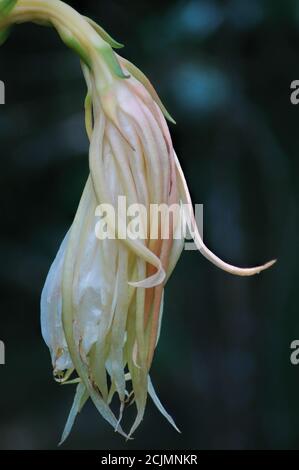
[0,0,276,442]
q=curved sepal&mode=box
[84,16,124,49]
[57,26,91,68]
[120,56,176,124]
[99,44,130,79]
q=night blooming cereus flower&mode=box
[0,0,276,442]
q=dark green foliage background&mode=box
[0,0,298,449]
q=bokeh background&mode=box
[0,0,298,450]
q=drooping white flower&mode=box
[0,0,276,442]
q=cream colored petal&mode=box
[174,151,276,276]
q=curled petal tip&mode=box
[195,235,277,277]
[226,257,277,277]
[128,266,166,288]
[256,258,277,273]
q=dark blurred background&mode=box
[0,0,298,450]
